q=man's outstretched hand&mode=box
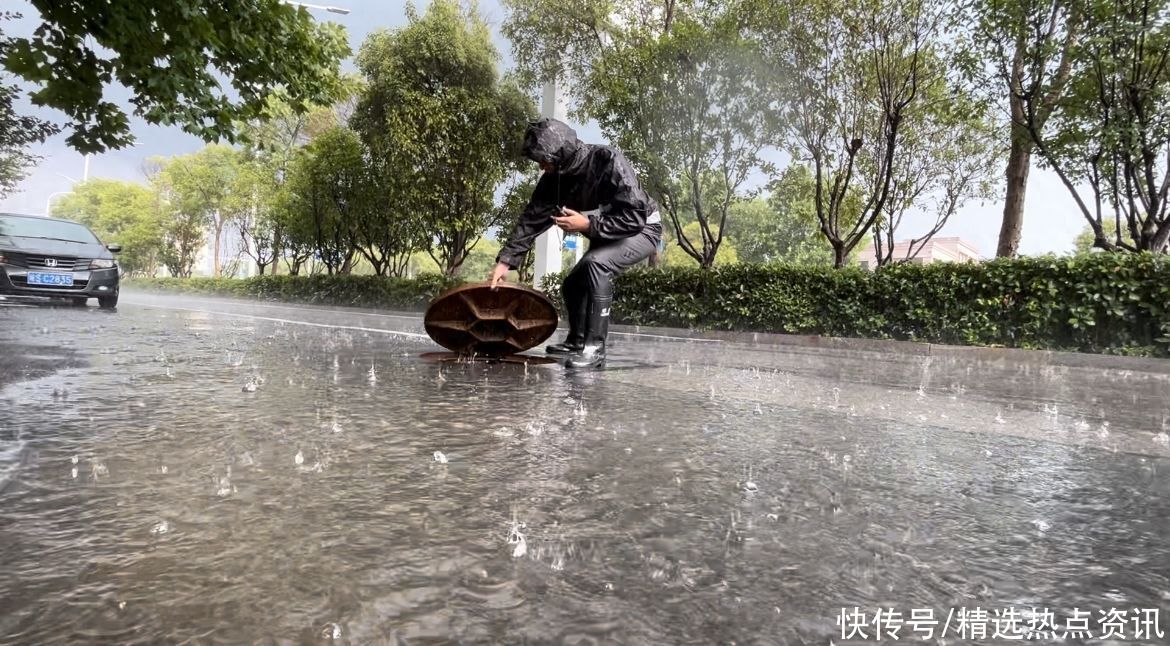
[489,262,510,289]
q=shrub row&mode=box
[127,274,463,312]
[541,253,1170,357]
[131,253,1170,357]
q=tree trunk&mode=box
[213,220,223,278]
[833,242,848,269]
[996,129,1033,257]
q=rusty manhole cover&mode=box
[423,282,559,358]
[419,352,560,365]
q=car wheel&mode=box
[98,293,118,310]
[71,297,88,307]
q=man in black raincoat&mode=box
[489,118,662,369]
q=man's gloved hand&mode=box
[489,262,510,289]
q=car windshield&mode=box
[0,214,100,244]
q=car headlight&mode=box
[89,258,116,269]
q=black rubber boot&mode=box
[546,287,587,355]
[565,288,611,369]
[545,340,583,355]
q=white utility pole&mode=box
[283,1,350,14]
[532,79,567,288]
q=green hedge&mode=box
[541,254,1170,357]
[128,274,463,312]
[130,254,1170,356]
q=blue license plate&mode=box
[27,271,74,287]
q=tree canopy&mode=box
[0,2,350,154]
[352,0,536,275]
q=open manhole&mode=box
[423,282,560,362]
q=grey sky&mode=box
[1,0,1087,256]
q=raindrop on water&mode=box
[294,450,304,465]
[507,516,527,558]
[1154,432,1170,448]
[433,451,448,464]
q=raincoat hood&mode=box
[522,118,587,174]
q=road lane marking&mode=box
[137,304,431,339]
[125,295,721,343]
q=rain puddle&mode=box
[0,301,1168,644]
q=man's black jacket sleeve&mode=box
[496,173,559,270]
[587,150,652,241]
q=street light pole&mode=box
[532,79,566,289]
[282,1,350,14]
[45,191,73,216]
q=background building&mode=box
[856,237,982,270]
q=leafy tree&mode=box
[236,91,355,274]
[596,18,774,268]
[228,157,282,275]
[731,166,835,266]
[150,145,246,277]
[0,12,58,197]
[145,163,205,279]
[352,0,536,276]
[1037,0,1170,253]
[279,132,357,275]
[1,1,349,153]
[460,236,503,280]
[872,83,999,266]
[50,179,165,276]
[1072,217,1136,254]
[504,0,775,269]
[296,125,426,277]
[963,0,1082,257]
[770,0,991,267]
[663,221,739,266]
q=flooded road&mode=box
[1,292,1168,644]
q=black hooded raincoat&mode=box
[495,119,660,269]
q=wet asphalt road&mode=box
[1,291,1169,645]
